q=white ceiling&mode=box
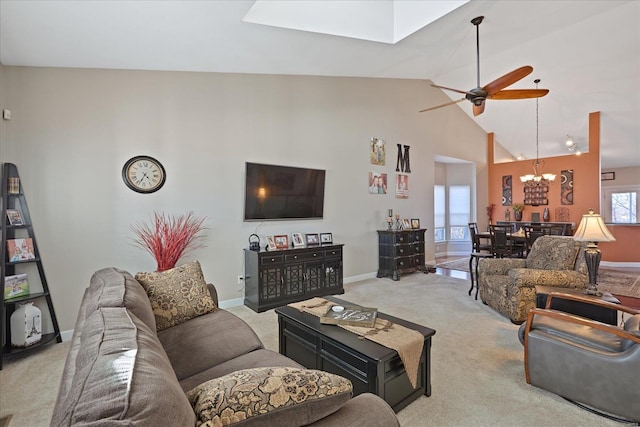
[1,0,638,169]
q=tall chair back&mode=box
[469,222,491,252]
[489,224,513,258]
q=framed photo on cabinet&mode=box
[274,235,289,249]
[305,233,320,246]
[292,232,305,248]
[320,233,333,245]
[266,236,277,251]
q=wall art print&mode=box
[561,169,574,205]
[368,172,387,194]
[396,174,409,199]
[370,138,386,165]
[502,175,512,206]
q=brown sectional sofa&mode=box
[51,267,399,426]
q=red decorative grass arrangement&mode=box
[132,212,207,271]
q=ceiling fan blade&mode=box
[483,66,533,96]
[473,102,485,116]
[431,84,474,97]
[489,89,549,100]
[419,98,465,113]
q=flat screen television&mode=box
[244,162,326,221]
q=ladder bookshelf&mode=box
[1,162,61,369]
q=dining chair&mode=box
[468,222,491,252]
[489,224,514,258]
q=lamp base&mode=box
[583,287,603,297]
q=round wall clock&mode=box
[122,155,166,193]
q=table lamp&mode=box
[573,209,616,296]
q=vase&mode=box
[11,302,42,347]
[543,207,550,222]
[514,211,523,221]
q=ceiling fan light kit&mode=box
[421,16,549,116]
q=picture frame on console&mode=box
[402,219,411,230]
[320,233,333,245]
[411,219,420,229]
[274,235,289,249]
[292,232,305,248]
[305,233,320,246]
[266,236,277,251]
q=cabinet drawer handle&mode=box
[271,258,275,262]
[294,255,298,259]
[313,253,317,257]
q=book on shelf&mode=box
[4,273,29,300]
[320,305,378,328]
[7,238,36,262]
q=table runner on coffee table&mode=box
[288,297,424,388]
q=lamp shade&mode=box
[573,209,616,242]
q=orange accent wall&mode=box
[598,226,640,262]
[488,112,600,229]
[487,112,638,263]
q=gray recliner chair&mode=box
[524,292,640,422]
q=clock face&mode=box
[122,156,166,193]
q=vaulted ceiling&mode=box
[1,1,638,168]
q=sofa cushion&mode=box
[51,307,195,426]
[85,267,157,329]
[179,349,303,392]
[135,260,216,331]
[526,236,580,271]
[187,367,353,427]
[159,308,264,381]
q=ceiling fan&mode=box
[420,16,549,116]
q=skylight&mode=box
[243,0,468,44]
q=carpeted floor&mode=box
[0,273,626,426]
[436,257,640,299]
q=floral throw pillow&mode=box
[187,367,353,427]
[135,260,216,331]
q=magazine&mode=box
[4,273,29,300]
[320,305,378,328]
[7,238,36,262]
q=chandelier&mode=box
[520,79,556,187]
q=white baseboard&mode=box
[60,330,73,342]
[344,272,378,284]
[219,297,244,309]
[601,261,640,268]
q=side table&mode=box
[535,285,620,325]
[469,252,493,300]
[518,286,621,345]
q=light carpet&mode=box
[0,274,625,426]
[436,257,640,299]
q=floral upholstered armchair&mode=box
[477,235,588,324]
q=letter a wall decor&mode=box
[561,169,574,205]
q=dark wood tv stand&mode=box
[243,244,344,312]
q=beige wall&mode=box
[2,66,487,330]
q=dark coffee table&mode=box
[274,296,436,412]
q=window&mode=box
[434,185,445,241]
[449,185,470,240]
[611,191,637,223]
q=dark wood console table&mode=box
[377,229,427,280]
[275,296,436,412]
[243,244,344,312]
